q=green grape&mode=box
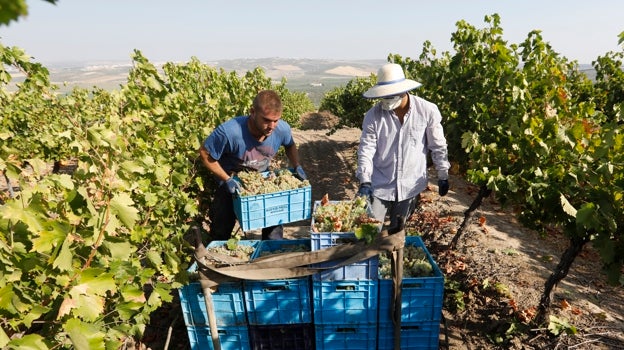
[201,244,256,264]
[312,198,381,233]
[237,169,310,196]
[378,246,434,278]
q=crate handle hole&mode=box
[336,285,356,291]
[336,327,357,333]
[264,285,288,291]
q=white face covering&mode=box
[380,95,403,111]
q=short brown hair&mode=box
[253,90,282,115]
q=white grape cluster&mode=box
[201,245,256,264]
[237,169,310,196]
[379,245,434,278]
[312,197,372,232]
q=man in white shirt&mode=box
[356,63,450,231]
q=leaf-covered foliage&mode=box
[1,10,623,347]
[320,14,624,287]
[318,76,376,133]
[396,15,623,287]
[276,87,315,128]
[0,42,314,349]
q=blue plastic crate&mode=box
[233,180,311,232]
[245,239,312,324]
[245,239,312,325]
[249,323,315,350]
[179,275,246,326]
[377,320,441,350]
[312,280,378,325]
[185,325,250,350]
[179,241,260,328]
[310,232,379,281]
[314,324,377,350]
[244,279,312,325]
[378,236,444,323]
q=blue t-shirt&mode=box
[204,116,295,174]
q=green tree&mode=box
[318,75,375,133]
[592,32,624,121]
[276,84,316,128]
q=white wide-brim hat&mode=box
[363,63,422,99]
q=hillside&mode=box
[6,58,386,105]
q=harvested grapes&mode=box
[236,169,310,196]
[256,244,309,258]
[379,245,434,278]
[312,195,382,238]
[200,241,256,265]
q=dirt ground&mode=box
[141,112,624,349]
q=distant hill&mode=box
[7,58,597,106]
[7,58,387,106]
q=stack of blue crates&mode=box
[178,232,444,349]
[178,240,260,350]
[310,202,380,350]
[246,239,315,349]
[377,236,445,350]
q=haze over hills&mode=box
[6,57,596,107]
[7,58,387,106]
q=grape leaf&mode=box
[355,223,379,244]
[65,318,106,350]
[110,193,139,228]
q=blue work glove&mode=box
[357,182,373,198]
[438,179,449,196]
[225,177,241,194]
[294,165,307,180]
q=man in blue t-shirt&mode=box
[199,90,307,240]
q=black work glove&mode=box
[438,179,449,196]
[357,182,373,199]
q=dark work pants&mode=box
[208,183,236,241]
[209,183,284,241]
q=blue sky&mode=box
[1,0,622,65]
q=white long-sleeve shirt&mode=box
[356,94,450,202]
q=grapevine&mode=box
[0,46,314,349]
[0,11,622,348]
